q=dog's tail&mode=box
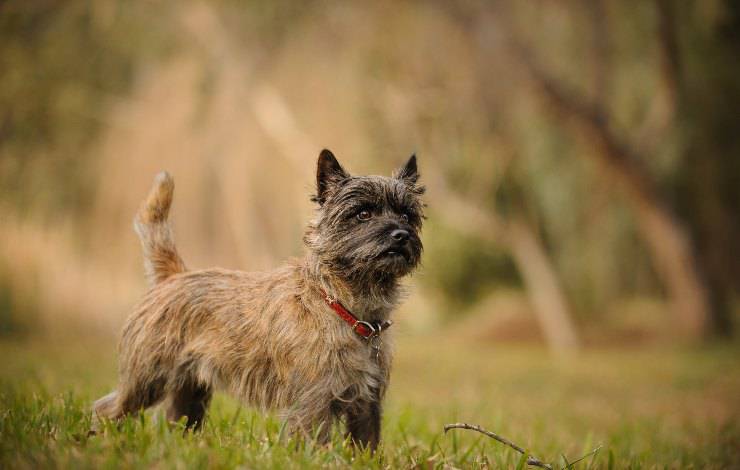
[134,171,186,286]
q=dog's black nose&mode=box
[390,229,409,242]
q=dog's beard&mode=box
[322,233,422,281]
[369,241,418,276]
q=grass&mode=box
[1,334,738,469]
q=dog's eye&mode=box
[399,213,409,223]
[357,210,372,221]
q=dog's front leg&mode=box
[345,400,381,451]
[284,393,334,444]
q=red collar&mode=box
[321,289,393,339]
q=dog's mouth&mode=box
[380,247,410,262]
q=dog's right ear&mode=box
[314,149,349,205]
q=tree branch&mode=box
[444,423,552,469]
[426,164,580,354]
[505,36,713,339]
[444,422,602,469]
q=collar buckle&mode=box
[353,320,377,338]
[320,288,392,341]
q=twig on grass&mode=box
[561,445,603,468]
[444,423,552,469]
[444,422,602,469]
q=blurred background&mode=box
[1,0,739,352]
[2,2,740,466]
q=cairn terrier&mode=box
[93,150,424,449]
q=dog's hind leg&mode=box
[165,379,212,430]
[93,390,122,420]
[94,374,167,421]
[164,355,213,430]
[91,374,166,434]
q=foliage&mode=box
[0,0,737,335]
[0,1,175,215]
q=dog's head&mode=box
[306,149,425,284]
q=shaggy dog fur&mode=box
[93,150,424,449]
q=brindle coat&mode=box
[93,150,424,449]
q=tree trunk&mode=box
[430,173,580,355]
[516,49,713,339]
[505,219,580,355]
[631,192,712,337]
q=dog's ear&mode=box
[394,154,419,185]
[314,149,349,205]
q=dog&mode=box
[93,149,424,450]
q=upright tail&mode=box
[134,171,186,286]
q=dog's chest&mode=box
[329,335,392,401]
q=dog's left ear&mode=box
[394,154,419,185]
[315,149,349,205]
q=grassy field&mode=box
[1,335,738,469]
